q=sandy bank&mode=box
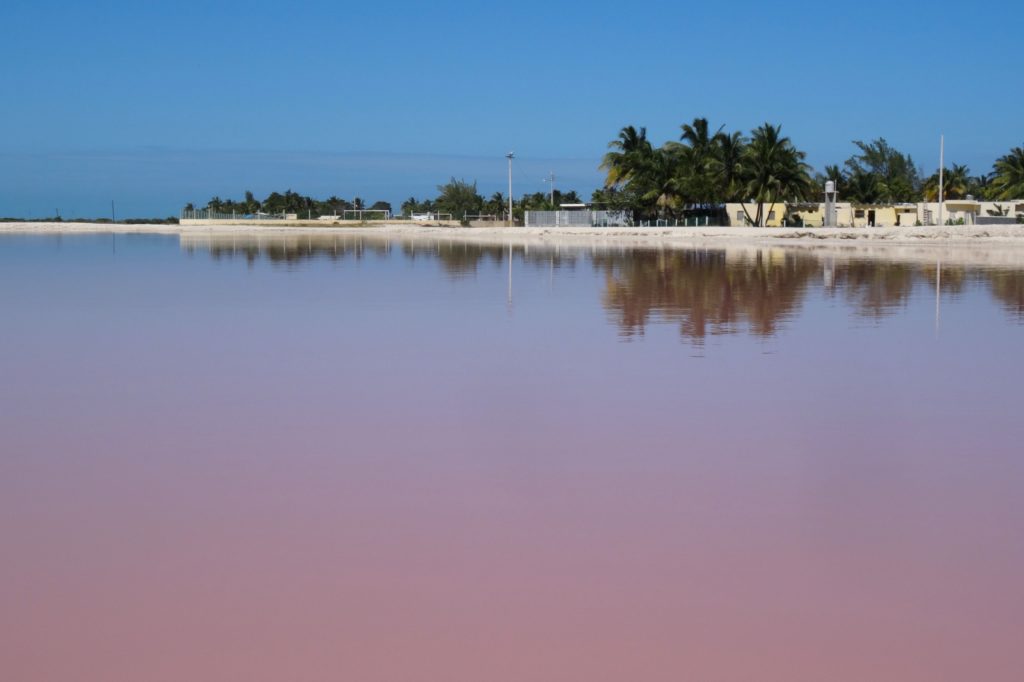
[4,220,1024,248]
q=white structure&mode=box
[525,208,632,227]
[824,180,838,227]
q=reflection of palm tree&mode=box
[595,250,817,340]
[988,270,1024,320]
[832,262,918,318]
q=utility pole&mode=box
[937,135,944,227]
[506,152,514,226]
[111,200,116,224]
[545,171,556,206]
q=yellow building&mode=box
[724,203,790,227]
[847,204,918,227]
[918,200,981,225]
[721,199,1022,227]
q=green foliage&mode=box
[843,166,883,204]
[190,190,396,218]
[434,178,484,220]
[1,216,178,224]
[923,164,972,201]
[843,138,921,203]
[991,147,1024,200]
[598,119,812,224]
[737,123,814,226]
[832,139,1021,203]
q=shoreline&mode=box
[5,221,1024,253]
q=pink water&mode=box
[2,234,1022,681]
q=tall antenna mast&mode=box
[506,152,515,226]
[545,171,556,206]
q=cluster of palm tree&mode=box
[824,140,1024,205]
[188,190,391,217]
[598,118,815,225]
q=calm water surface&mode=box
[2,233,1023,682]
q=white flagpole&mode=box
[938,135,944,227]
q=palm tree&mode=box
[633,146,684,219]
[923,164,971,201]
[991,147,1024,200]
[966,173,993,200]
[677,117,723,208]
[601,126,653,188]
[709,131,746,204]
[739,123,813,227]
[486,192,506,219]
[844,166,882,204]
[823,164,843,186]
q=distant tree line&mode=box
[0,215,179,224]
[187,184,593,223]
[401,179,583,222]
[185,190,392,217]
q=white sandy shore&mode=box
[4,220,1024,251]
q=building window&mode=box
[768,211,776,220]
[855,209,865,218]
[736,211,744,221]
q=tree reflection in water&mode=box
[187,235,1024,338]
[989,270,1024,320]
[594,249,817,340]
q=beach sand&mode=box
[5,221,1024,263]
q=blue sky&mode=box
[1,0,1021,217]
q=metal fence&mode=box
[525,210,633,227]
[976,216,1022,226]
[181,209,288,221]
